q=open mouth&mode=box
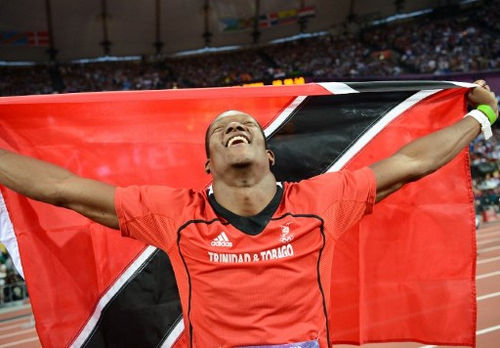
[226,135,250,147]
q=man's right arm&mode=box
[0,149,119,229]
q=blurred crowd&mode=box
[363,10,500,74]
[471,128,500,218]
[168,50,272,87]
[0,66,53,96]
[0,245,26,305]
[263,33,401,80]
[1,3,499,96]
[477,0,500,33]
[59,61,175,92]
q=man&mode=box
[0,81,497,347]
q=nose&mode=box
[225,122,246,134]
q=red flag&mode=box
[0,82,476,347]
[298,6,316,18]
[28,31,50,46]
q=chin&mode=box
[230,160,253,169]
[226,152,254,167]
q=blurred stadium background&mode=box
[0,0,499,347]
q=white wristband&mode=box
[465,109,493,139]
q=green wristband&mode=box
[477,104,498,125]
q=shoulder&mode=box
[116,184,203,200]
[283,167,375,210]
[115,185,209,216]
[287,167,374,194]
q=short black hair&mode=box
[204,120,268,158]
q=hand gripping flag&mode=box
[0,81,477,347]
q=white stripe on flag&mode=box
[327,89,442,172]
[71,246,157,347]
[446,81,477,88]
[264,96,306,137]
[161,317,185,347]
[0,192,25,278]
[318,82,360,95]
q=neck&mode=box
[212,169,277,217]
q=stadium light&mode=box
[70,55,142,64]
[173,45,242,57]
[371,9,433,25]
[269,31,329,44]
[0,61,36,66]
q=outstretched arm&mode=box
[0,149,118,229]
[371,81,498,203]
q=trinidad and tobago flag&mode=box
[0,81,477,347]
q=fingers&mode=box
[467,80,498,116]
[474,80,491,91]
[474,79,485,86]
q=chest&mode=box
[177,214,325,272]
[174,213,332,346]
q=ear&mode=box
[205,159,211,174]
[266,149,275,167]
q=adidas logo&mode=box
[211,232,233,248]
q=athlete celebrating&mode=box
[0,81,497,347]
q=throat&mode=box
[227,188,275,217]
[211,175,278,217]
[208,183,284,235]
[235,194,269,217]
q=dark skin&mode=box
[0,81,497,228]
[205,110,277,217]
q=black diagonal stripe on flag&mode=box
[82,250,181,347]
[345,80,458,93]
[269,91,415,182]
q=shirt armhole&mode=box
[364,167,377,214]
[321,167,377,240]
[115,186,132,238]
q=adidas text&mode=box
[211,232,233,247]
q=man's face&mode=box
[205,111,272,175]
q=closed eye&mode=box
[211,126,223,134]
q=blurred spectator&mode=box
[0,244,28,305]
[470,127,500,219]
[0,264,5,304]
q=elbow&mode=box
[408,158,440,183]
[43,181,71,208]
[38,188,66,207]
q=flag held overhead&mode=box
[0,81,476,347]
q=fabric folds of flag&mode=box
[0,81,477,347]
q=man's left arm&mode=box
[371,80,498,203]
